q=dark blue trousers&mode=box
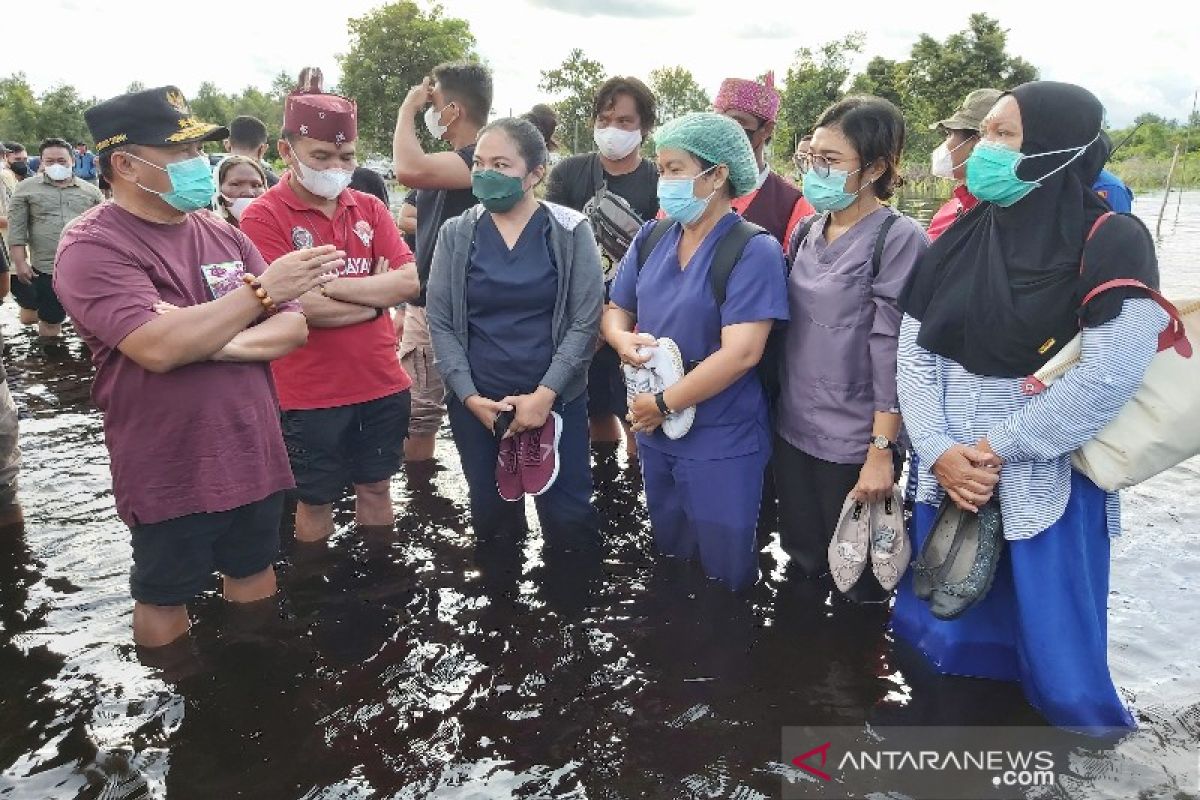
[447,393,600,551]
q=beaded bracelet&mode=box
[241,274,278,313]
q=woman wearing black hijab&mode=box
[892,81,1168,732]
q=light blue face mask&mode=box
[657,165,716,226]
[803,165,868,213]
[128,153,216,212]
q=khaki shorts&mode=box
[400,342,446,438]
[0,380,20,506]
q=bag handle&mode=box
[1081,279,1192,356]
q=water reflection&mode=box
[0,193,1196,799]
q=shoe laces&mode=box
[522,426,543,466]
[501,436,519,474]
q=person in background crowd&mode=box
[792,135,813,181]
[9,137,104,337]
[427,117,604,549]
[73,141,98,183]
[241,83,419,545]
[1093,163,1134,212]
[714,72,814,247]
[392,60,494,463]
[775,96,928,599]
[603,112,789,592]
[522,104,562,165]
[215,155,267,228]
[0,142,15,299]
[54,85,341,648]
[3,143,31,181]
[894,82,1167,731]
[926,89,1002,242]
[546,76,660,459]
[225,115,280,187]
[398,188,418,252]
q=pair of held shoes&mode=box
[495,412,562,501]
[912,497,1004,620]
[621,337,695,440]
[828,488,911,594]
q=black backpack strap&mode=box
[786,214,820,266]
[591,154,606,196]
[871,211,900,278]
[635,219,674,272]
[709,218,769,306]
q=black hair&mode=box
[432,61,493,127]
[477,117,549,174]
[813,95,906,200]
[228,115,269,149]
[1,141,24,155]
[593,77,657,134]
[98,145,132,181]
[40,137,74,157]
[521,104,558,151]
[74,141,88,147]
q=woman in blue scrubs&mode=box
[602,112,789,591]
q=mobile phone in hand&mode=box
[493,409,515,441]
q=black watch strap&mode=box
[654,391,671,416]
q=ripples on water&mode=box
[0,194,1197,799]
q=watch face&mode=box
[872,436,890,449]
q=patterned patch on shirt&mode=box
[291,226,314,249]
[354,219,374,246]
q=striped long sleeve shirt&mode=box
[897,298,1168,539]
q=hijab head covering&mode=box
[899,81,1159,377]
[654,112,760,197]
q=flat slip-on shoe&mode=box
[828,493,871,594]
[912,496,966,601]
[928,500,1004,621]
[870,487,912,592]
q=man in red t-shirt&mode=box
[54,86,343,648]
[925,88,1002,242]
[240,89,418,543]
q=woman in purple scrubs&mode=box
[775,96,928,600]
[602,112,789,592]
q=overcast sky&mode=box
[7,0,1198,134]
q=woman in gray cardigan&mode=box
[426,117,605,550]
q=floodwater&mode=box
[1,193,1197,800]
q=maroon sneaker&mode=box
[495,435,524,502]
[518,411,562,496]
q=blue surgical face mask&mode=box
[803,165,869,213]
[128,153,216,212]
[965,134,1100,207]
[657,165,716,226]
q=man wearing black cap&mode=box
[53,86,345,648]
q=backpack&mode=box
[786,209,900,278]
[583,155,646,280]
[634,217,784,400]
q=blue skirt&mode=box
[891,471,1135,732]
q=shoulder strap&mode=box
[710,218,769,306]
[787,214,819,265]
[871,211,900,278]
[591,154,605,196]
[636,219,674,272]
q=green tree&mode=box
[849,57,907,111]
[191,82,234,130]
[648,66,711,123]
[538,49,608,154]
[339,1,477,155]
[36,84,92,144]
[0,74,41,146]
[778,33,865,146]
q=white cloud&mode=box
[4,0,1195,131]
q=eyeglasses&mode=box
[794,152,858,179]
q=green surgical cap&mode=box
[654,112,760,198]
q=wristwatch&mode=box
[870,435,897,453]
[654,391,672,416]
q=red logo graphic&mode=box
[792,741,833,782]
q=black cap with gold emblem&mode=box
[84,85,229,154]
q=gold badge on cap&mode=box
[166,90,191,114]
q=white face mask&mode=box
[930,136,975,180]
[224,196,255,221]
[424,104,451,141]
[289,150,353,200]
[593,126,642,161]
[45,163,72,182]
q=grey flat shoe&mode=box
[912,496,965,600]
[928,501,1004,621]
[827,494,870,594]
[870,487,911,592]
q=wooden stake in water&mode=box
[1157,143,1181,238]
[1175,89,1197,224]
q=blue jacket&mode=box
[1093,169,1133,213]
